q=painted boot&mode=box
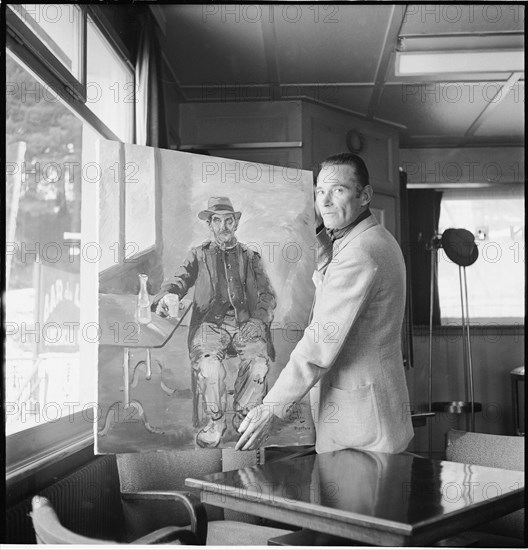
[196,416,227,448]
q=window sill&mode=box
[412,324,524,337]
[6,410,94,488]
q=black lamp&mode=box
[427,228,481,451]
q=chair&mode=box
[31,493,202,544]
[445,429,525,548]
[31,449,293,545]
[117,448,294,545]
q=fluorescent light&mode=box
[395,50,524,76]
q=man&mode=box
[152,196,276,448]
[236,153,414,453]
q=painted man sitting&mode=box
[152,197,276,448]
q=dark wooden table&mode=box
[185,448,524,546]
[98,293,191,435]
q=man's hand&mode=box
[251,362,267,384]
[235,405,275,451]
[154,294,179,318]
[239,318,266,341]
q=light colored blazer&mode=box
[264,214,414,454]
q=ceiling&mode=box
[154,4,524,148]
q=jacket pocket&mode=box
[320,384,382,450]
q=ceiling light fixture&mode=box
[395,50,524,76]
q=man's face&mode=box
[208,213,238,245]
[316,164,369,230]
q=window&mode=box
[8,4,86,98]
[86,17,134,143]
[5,52,89,436]
[437,186,524,324]
[5,7,137,478]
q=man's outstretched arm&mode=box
[151,248,199,310]
[236,247,379,450]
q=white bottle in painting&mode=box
[136,273,152,325]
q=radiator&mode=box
[5,455,124,543]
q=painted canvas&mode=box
[96,142,316,452]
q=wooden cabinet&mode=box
[180,101,302,145]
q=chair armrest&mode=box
[31,496,114,544]
[121,490,208,544]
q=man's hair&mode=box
[319,152,370,190]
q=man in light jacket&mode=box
[236,153,414,453]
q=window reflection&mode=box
[6,53,84,434]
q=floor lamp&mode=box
[427,229,480,455]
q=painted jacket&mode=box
[152,240,276,360]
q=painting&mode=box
[96,142,317,453]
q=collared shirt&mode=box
[326,207,371,243]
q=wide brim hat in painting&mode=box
[198,196,242,221]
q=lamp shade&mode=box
[441,228,479,267]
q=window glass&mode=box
[86,17,134,142]
[11,4,83,82]
[438,187,524,324]
[5,52,90,435]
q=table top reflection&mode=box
[185,448,524,546]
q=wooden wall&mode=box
[400,146,524,186]
[409,327,524,457]
[179,100,303,167]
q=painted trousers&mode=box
[189,317,270,421]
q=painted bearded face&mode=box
[208,213,238,246]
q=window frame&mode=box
[86,5,135,75]
[5,6,137,483]
[85,11,136,144]
[6,33,120,143]
[6,4,88,102]
[6,411,94,485]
